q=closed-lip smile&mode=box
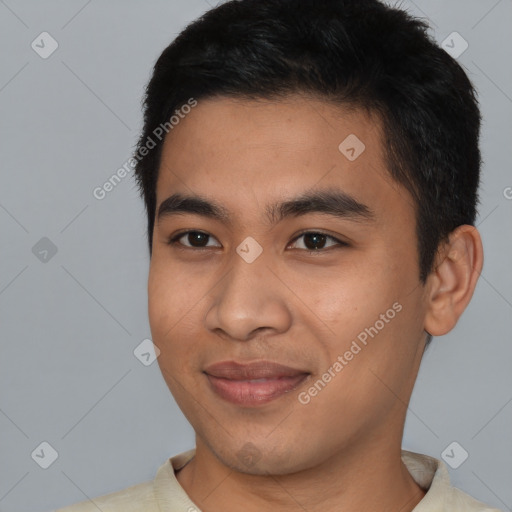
[204,360,310,406]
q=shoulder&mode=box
[53,479,157,512]
[401,450,503,512]
[443,485,503,512]
[53,450,197,512]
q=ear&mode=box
[424,225,484,337]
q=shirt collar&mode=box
[152,448,486,511]
[401,449,448,510]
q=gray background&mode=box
[0,1,511,511]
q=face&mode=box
[148,95,429,475]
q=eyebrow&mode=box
[156,189,375,226]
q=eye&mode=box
[167,230,348,252]
[168,230,221,248]
[288,231,347,252]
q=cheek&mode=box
[301,264,397,337]
[149,258,201,329]
[149,273,198,405]
[302,252,423,361]
[148,261,201,364]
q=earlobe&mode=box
[424,225,484,336]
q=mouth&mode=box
[204,360,310,407]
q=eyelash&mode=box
[167,230,349,253]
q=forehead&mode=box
[155,95,412,221]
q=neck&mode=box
[176,432,425,512]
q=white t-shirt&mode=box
[53,449,502,511]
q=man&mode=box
[56,0,501,510]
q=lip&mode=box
[204,360,310,406]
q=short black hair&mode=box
[134,0,481,286]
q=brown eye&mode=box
[169,231,221,248]
[289,232,347,251]
[303,233,328,250]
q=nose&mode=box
[204,251,293,342]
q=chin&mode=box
[209,437,314,476]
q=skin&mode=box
[147,94,483,512]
